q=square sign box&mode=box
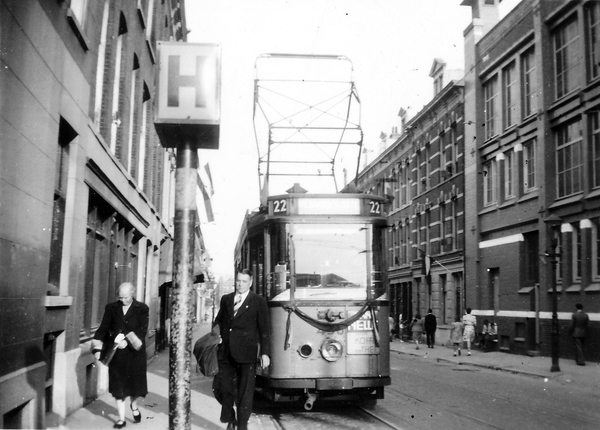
[154,42,221,149]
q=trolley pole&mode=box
[169,140,198,430]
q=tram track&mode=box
[262,403,401,430]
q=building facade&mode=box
[354,60,466,345]
[463,0,600,361]
[0,1,189,427]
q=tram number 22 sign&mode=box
[369,200,381,215]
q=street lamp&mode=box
[544,213,562,372]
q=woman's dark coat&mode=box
[94,299,149,399]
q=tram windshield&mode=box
[271,223,376,301]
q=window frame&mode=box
[556,120,583,198]
[483,158,497,206]
[502,61,518,130]
[554,15,581,99]
[522,48,537,118]
[484,75,500,140]
[504,149,515,199]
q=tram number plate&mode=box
[347,316,379,355]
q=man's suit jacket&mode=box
[570,310,589,338]
[214,291,270,364]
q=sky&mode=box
[184,0,521,280]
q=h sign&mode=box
[155,42,221,125]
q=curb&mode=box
[435,356,550,379]
[392,348,551,380]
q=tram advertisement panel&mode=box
[347,312,379,355]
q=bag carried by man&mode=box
[193,326,220,377]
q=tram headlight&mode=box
[298,343,313,358]
[320,339,343,362]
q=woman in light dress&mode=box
[450,317,464,356]
[410,314,424,350]
[462,307,476,356]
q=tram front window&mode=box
[291,223,369,300]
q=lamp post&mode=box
[544,214,562,372]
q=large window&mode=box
[484,76,500,139]
[556,120,583,198]
[593,218,600,281]
[483,159,497,206]
[286,223,377,300]
[522,48,537,118]
[592,112,600,189]
[504,149,515,198]
[587,2,600,80]
[48,119,77,295]
[523,140,537,192]
[554,17,581,98]
[503,62,517,129]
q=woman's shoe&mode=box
[113,421,126,429]
[131,405,142,424]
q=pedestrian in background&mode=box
[569,303,589,366]
[213,269,271,430]
[424,309,437,349]
[92,282,148,429]
[389,316,396,341]
[410,314,424,350]
[450,316,464,356]
[462,307,476,356]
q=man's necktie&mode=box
[234,294,242,316]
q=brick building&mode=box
[353,59,466,345]
[463,0,600,361]
[0,1,190,427]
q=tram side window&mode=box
[250,239,264,296]
[372,225,386,299]
[269,223,290,299]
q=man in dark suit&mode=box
[569,303,589,366]
[424,308,437,349]
[214,269,270,430]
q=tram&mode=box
[234,189,391,409]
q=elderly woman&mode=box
[93,282,149,429]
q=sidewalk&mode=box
[54,323,278,430]
[56,327,600,429]
[389,338,600,394]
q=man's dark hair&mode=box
[239,268,253,278]
[576,303,583,310]
[427,308,432,314]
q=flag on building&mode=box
[197,163,215,223]
[421,251,431,279]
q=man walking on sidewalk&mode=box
[424,309,437,349]
[214,269,271,430]
[569,303,589,366]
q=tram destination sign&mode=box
[347,312,379,355]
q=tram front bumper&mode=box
[267,376,391,390]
